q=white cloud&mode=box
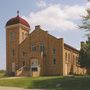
[23,4,87,31]
[86,2,90,9]
[64,5,86,20]
[36,0,47,8]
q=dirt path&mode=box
[0,86,47,90]
[0,77,25,80]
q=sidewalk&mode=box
[0,86,47,90]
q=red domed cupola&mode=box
[6,11,30,28]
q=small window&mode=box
[31,67,38,71]
[53,48,56,55]
[31,44,36,52]
[53,58,56,64]
[40,43,44,52]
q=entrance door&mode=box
[12,62,15,76]
[12,62,15,72]
[31,59,39,77]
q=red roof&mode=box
[6,16,30,28]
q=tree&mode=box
[78,41,90,68]
[79,6,90,69]
[80,9,90,36]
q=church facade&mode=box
[6,13,86,77]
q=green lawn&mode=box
[0,76,90,90]
[0,71,6,78]
[0,73,5,78]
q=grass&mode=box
[0,76,90,90]
[0,70,6,78]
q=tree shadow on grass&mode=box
[27,76,90,90]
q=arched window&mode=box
[68,53,70,62]
[10,32,15,41]
[73,55,75,64]
[53,58,56,64]
[31,44,36,52]
[53,48,56,55]
[40,42,45,52]
[65,53,67,61]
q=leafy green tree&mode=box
[78,41,90,68]
[79,6,90,68]
[80,9,90,34]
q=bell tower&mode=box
[6,11,30,76]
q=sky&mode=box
[0,0,90,70]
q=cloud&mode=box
[86,2,90,9]
[36,0,47,8]
[23,4,87,31]
[63,5,87,20]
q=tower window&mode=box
[25,33,28,38]
[22,32,24,40]
[10,32,13,41]
[10,32,15,41]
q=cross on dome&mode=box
[17,10,19,16]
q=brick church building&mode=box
[6,12,86,77]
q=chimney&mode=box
[35,25,40,30]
